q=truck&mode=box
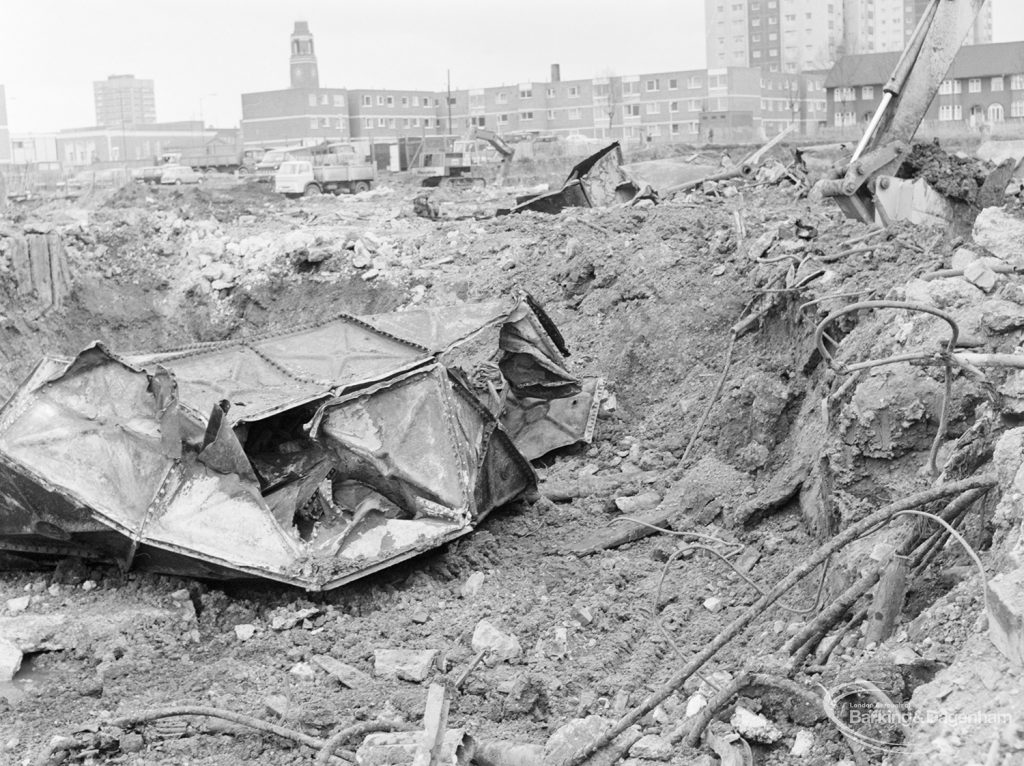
[254,144,315,183]
[273,142,376,197]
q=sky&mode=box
[2,0,1024,133]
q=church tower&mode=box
[290,21,319,88]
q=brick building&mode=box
[239,21,830,158]
[826,41,1024,129]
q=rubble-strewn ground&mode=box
[2,152,1024,766]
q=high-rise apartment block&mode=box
[705,0,844,72]
[842,0,992,55]
[707,0,993,71]
[93,74,156,127]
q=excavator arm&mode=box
[820,0,989,223]
[466,126,516,186]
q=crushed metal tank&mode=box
[0,294,602,589]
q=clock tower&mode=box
[289,21,319,89]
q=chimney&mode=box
[551,63,561,83]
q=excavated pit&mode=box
[1,159,1022,765]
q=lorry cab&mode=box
[274,161,315,196]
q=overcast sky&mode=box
[3,0,1024,133]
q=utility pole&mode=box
[446,69,453,150]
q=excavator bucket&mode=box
[0,296,600,589]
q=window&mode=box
[363,118,372,128]
[648,125,662,137]
[624,104,641,117]
[752,33,762,42]
[861,86,874,99]
[670,101,679,112]
[689,99,702,110]
[308,94,317,107]
[377,117,386,127]
[837,86,856,102]
[623,81,641,95]
[547,87,556,97]
[594,83,610,98]
[669,79,678,89]
[386,96,394,106]
[939,79,961,94]
[414,117,421,127]
[752,18,760,26]
[769,32,778,40]
[320,94,329,105]
[992,77,1005,92]
[447,97,456,105]
[672,123,680,134]
[569,107,581,119]
[520,111,534,120]
[646,102,660,114]
[519,86,532,98]
[320,117,330,127]
[404,118,411,128]
[499,113,509,123]
[688,76,703,88]
[471,116,485,127]
[377,95,385,105]
[388,118,395,128]
[969,78,981,93]
[334,95,344,107]
[496,92,508,104]
[939,104,962,121]
[1012,100,1024,118]
[362,95,371,106]
[413,96,420,106]
[569,86,579,97]
[646,79,659,91]
[753,50,762,59]
[310,118,318,129]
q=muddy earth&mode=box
[1,151,1023,766]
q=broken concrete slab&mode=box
[0,636,22,682]
[973,207,1024,266]
[987,567,1024,666]
[311,654,373,689]
[730,706,783,744]
[373,648,437,682]
[980,299,1024,333]
[471,619,521,662]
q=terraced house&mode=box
[825,41,1024,131]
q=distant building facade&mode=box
[0,85,11,164]
[825,41,1024,129]
[842,0,992,55]
[704,0,843,73]
[240,21,828,155]
[93,75,156,127]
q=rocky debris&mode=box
[374,648,438,682]
[987,568,1024,665]
[973,207,1024,265]
[0,636,22,681]
[233,623,257,641]
[730,706,783,744]
[790,729,814,756]
[629,733,673,760]
[5,595,29,615]
[460,571,486,599]
[311,654,373,689]
[471,620,521,663]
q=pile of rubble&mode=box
[1,137,1024,766]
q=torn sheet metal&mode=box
[504,142,642,215]
[0,294,597,589]
[503,378,604,461]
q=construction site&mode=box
[2,3,1024,766]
